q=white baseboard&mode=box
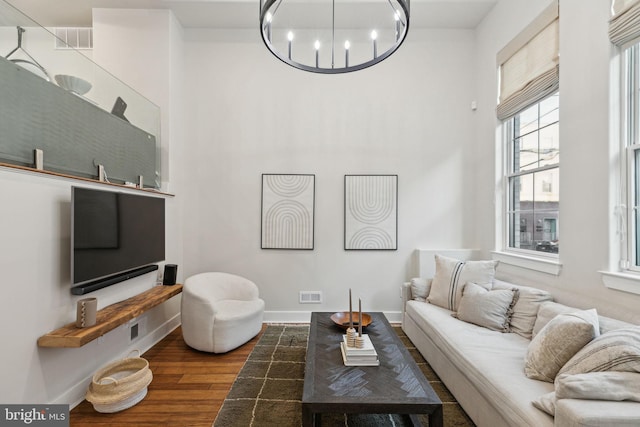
[61,313,181,409]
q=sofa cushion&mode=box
[492,280,553,339]
[558,327,640,377]
[427,254,497,311]
[410,277,431,302]
[455,282,518,332]
[524,309,599,382]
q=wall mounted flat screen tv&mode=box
[71,186,165,294]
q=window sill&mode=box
[600,271,640,296]
[491,251,562,276]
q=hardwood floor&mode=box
[70,325,265,427]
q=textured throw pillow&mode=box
[492,280,553,339]
[558,326,640,377]
[427,254,498,311]
[532,302,579,338]
[410,278,431,302]
[454,282,518,332]
[524,309,600,383]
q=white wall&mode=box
[181,28,480,321]
[0,9,185,406]
[474,0,640,317]
[0,172,180,405]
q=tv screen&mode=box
[71,187,165,293]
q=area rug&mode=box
[213,325,475,427]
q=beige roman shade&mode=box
[496,1,559,120]
[610,0,640,45]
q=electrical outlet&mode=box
[130,322,139,341]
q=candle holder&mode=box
[346,327,357,347]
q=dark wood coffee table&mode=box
[302,312,443,427]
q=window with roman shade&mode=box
[496,0,559,121]
[498,0,560,265]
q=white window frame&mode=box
[621,39,640,272]
[600,36,640,295]
[493,94,562,276]
[503,95,560,257]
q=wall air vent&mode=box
[299,291,322,304]
[54,27,93,50]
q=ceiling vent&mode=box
[55,27,93,50]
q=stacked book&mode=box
[340,334,379,366]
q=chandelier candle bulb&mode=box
[371,30,378,58]
[314,40,320,68]
[287,31,293,59]
[344,41,350,67]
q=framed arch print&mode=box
[344,174,398,250]
[261,174,315,250]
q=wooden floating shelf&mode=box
[0,162,174,197]
[38,284,183,348]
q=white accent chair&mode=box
[181,272,265,353]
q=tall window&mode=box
[609,0,640,281]
[496,1,558,261]
[622,41,640,269]
[504,93,560,255]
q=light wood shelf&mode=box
[0,162,174,197]
[38,284,183,348]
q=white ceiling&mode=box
[4,0,496,30]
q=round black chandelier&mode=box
[259,0,410,74]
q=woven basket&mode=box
[85,351,153,413]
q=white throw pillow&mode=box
[492,280,553,339]
[410,277,431,302]
[454,282,518,332]
[524,309,600,383]
[558,326,640,377]
[427,254,498,311]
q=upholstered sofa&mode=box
[401,254,640,427]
